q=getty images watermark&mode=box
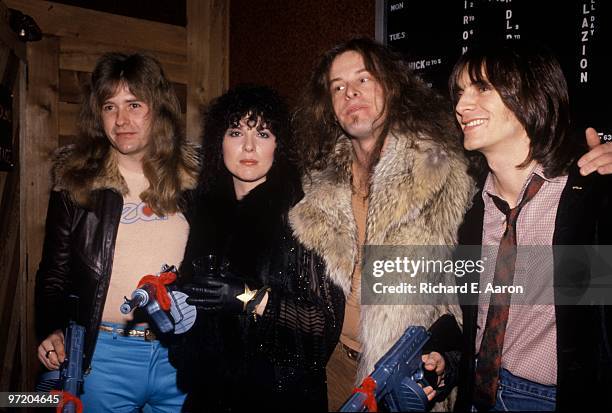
[360,245,612,306]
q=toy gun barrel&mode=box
[119,283,173,333]
[120,284,153,314]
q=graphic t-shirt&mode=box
[101,166,189,323]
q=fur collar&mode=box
[290,133,474,296]
[51,142,200,197]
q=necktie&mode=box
[473,174,545,408]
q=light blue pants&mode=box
[80,323,186,413]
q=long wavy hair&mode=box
[198,84,295,195]
[449,42,580,178]
[62,53,198,215]
[293,36,462,175]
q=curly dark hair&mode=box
[293,36,462,175]
[198,84,293,193]
[449,41,580,178]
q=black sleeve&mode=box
[35,191,75,341]
[256,244,344,370]
[596,173,612,245]
[423,313,463,400]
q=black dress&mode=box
[172,166,345,412]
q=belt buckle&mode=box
[144,329,156,341]
[343,344,359,361]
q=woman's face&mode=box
[222,116,277,199]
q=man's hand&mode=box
[37,330,65,370]
[421,351,446,401]
[578,127,612,176]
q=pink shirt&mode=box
[476,164,568,386]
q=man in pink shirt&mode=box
[444,41,612,411]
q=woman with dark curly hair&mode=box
[173,84,344,412]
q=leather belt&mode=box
[99,325,157,341]
[341,343,360,361]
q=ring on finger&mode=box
[45,349,56,358]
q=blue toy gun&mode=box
[36,295,85,413]
[59,319,85,413]
[119,264,197,334]
[340,326,432,412]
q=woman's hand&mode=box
[184,274,247,314]
[37,330,65,370]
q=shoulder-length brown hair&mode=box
[64,53,198,215]
[293,36,461,174]
[449,42,580,178]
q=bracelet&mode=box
[245,286,271,318]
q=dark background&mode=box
[52,0,376,107]
[385,0,611,141]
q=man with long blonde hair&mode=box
[291,37,471,411]
[35,53,199,412]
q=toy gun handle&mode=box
[60,295,85,413]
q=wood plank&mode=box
[59,101,78,137]
[0,51,23,393]
[23,37,59,391]
[5,0,186,56]
[0,167,20,392]
[173,83,188,114]
[59,69,187,111]
[0,72,20,317]
[59,37,188,84]
[186,0,229,141]
[59,69,88,104]
[17,60,32,393]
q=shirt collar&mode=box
[481,163,562,203]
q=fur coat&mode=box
[290,133,473,405]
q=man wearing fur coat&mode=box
[291,37,472,411]
[35,53,199,412]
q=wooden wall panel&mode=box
[0,0,25,388]
[59,37,188,84]
[58,101,78,137]
[5,0,186,56]
[22,36,60,391]
[0,63,24,392]
[59,69,88,103]
[186,0,228,141]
